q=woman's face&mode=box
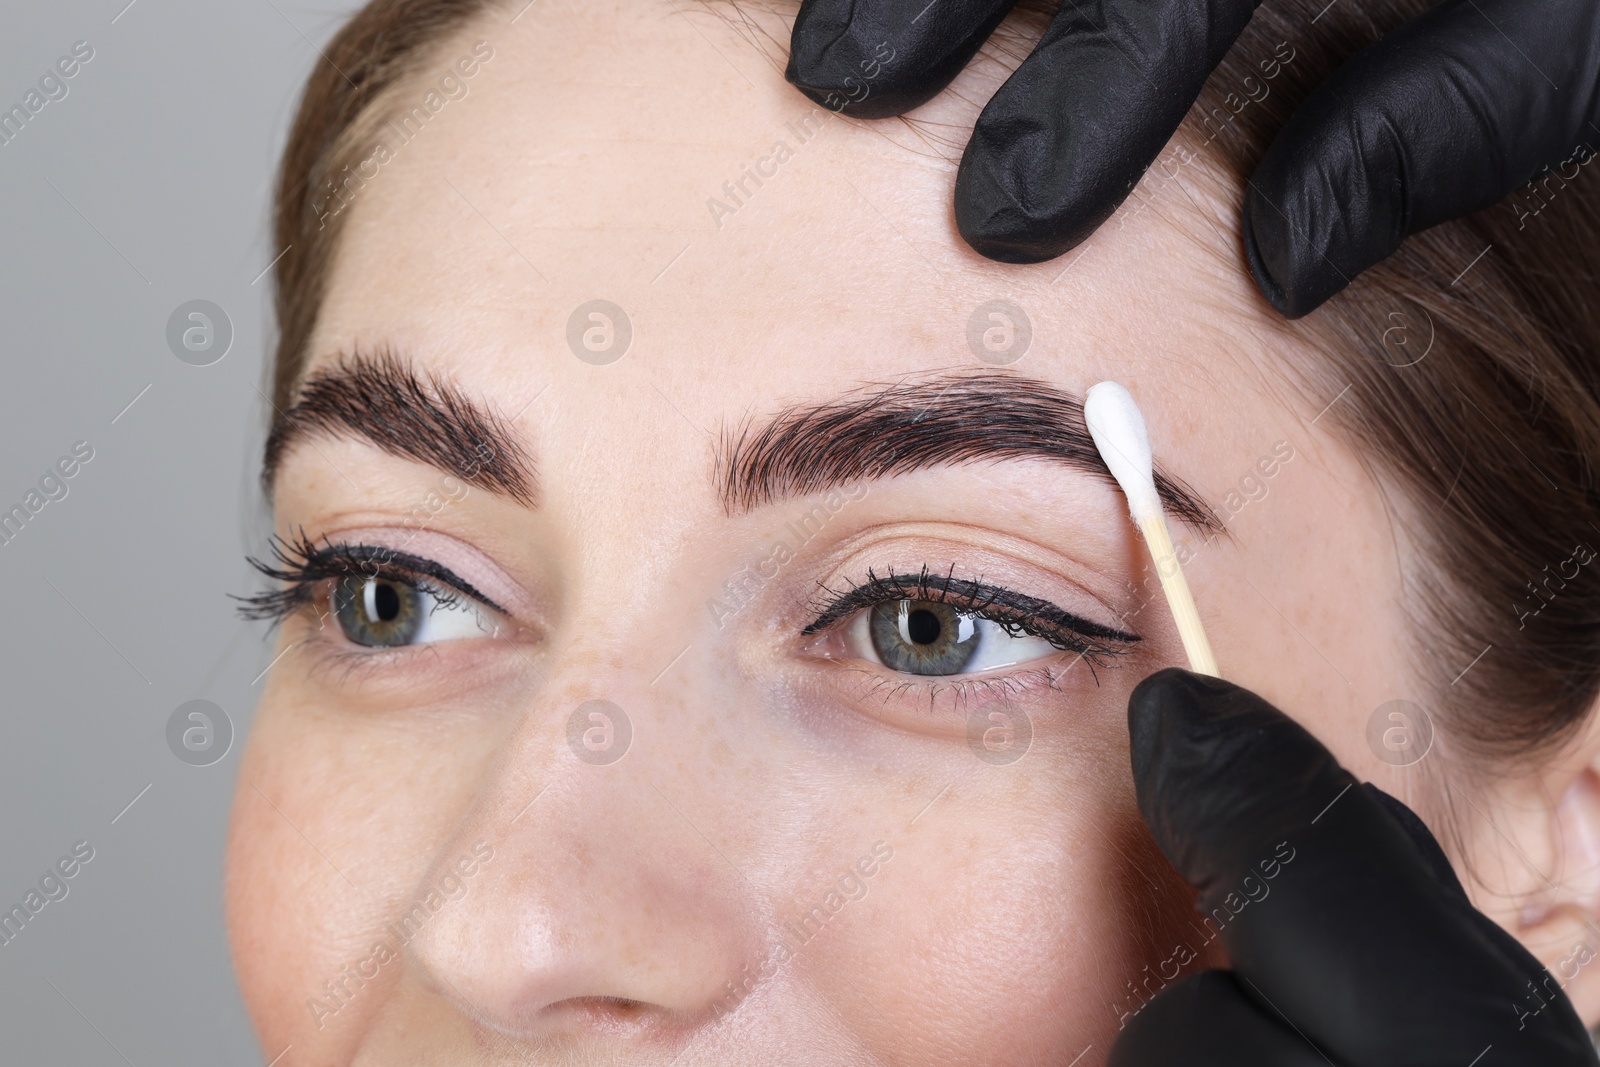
[226,4,1438,1064]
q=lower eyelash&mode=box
[834,656,1108,718]
[275,627,450,689]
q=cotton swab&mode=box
[1083,381,1218,677]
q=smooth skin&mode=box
[227,3,1600,1064]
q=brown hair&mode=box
[268,0,1600,789]
[1179,0,1600,776]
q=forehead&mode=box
[308,0,1283,438]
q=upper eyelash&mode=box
[801,563,1139,667]
[232,528,507,624]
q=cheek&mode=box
[224,676,504,1062]
[791,760,1204,1065]
[225,717,341,1061]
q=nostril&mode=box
[567,995,646,1015]
[536,995,672,1036]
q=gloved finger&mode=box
[1107,970,1328,1067]
[1244,0,1600,317]
[785,0,1019,119]
[1129,669,1598,1065]
[954,0,1260,263]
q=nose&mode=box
[404,682,761,1040]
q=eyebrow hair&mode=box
[718,373,1221,530]
[261,348,537,505]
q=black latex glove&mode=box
[785,0,1600,317]
[1107,668,1598,1066]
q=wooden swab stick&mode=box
[1133,509,1218,677]
[1084,381,1219,677]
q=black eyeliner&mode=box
[234,529,509,622]
[802,564,1140,650]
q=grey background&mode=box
[0,2,361,1062]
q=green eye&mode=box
[332,576,423,647]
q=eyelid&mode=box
[235,529,513,624]
[317,524,531,614]
[328,544,509,616]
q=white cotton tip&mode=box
[1084,381,1161,522]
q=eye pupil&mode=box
[905,607,941,645]
[372,581,401,621]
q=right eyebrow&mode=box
[718,372,1222,531]
[261,349,537,506]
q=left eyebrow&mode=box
[261,348,537,506]
[717,372,1221,530]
